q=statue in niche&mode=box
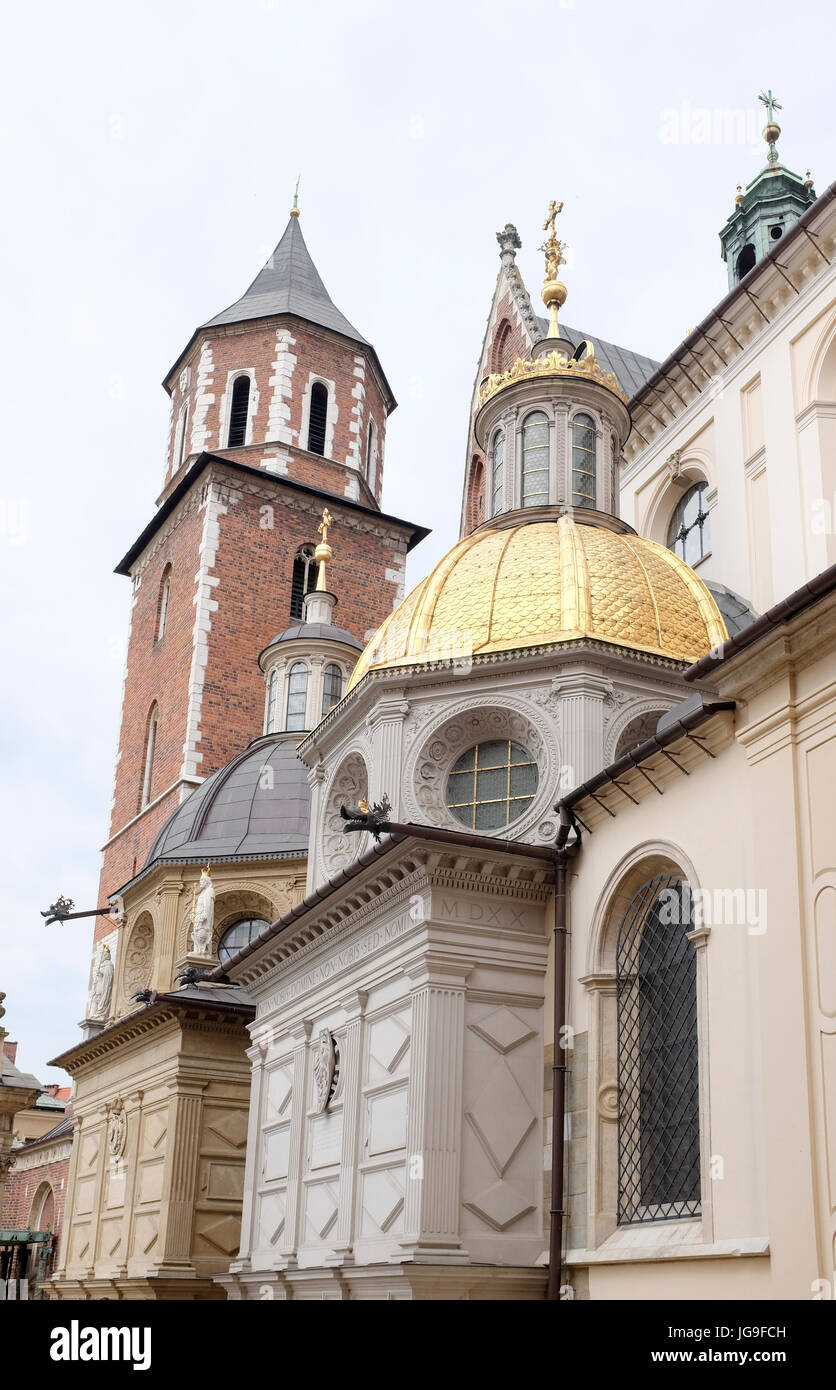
[89,944,114,1020]
[191,866,215,956]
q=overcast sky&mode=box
[1,0,832,1082]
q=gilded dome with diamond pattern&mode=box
[347,517,727,691]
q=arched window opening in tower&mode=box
[491,430,504,516]
[265,668,279,734]
[218,918,271,966]
[285,662,309,732]
[571,414,596,508]
[156,568,171,642]
[289,545,318,621]
[445,739,538,831]
[226,375,251,448]
[616,875,700,1224]
[736,243,756,279]
[667,481,710,566]
[307,382,329,455]
[367,418,378,492]
[176,402,189,469]
[321,663,343,719]
[522,411,549,507]
[140,704,159,811]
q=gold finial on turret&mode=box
[315,508,334,590]
[539,199,568,338]
[290,173,301,217]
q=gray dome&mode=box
[145,733,310,868]
[262,620,362,654]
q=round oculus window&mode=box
[445,739,538,831]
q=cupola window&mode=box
[736,243,756,279]
[571,414,596,508]
[616,876,700,1224]
[307,382,328,455]
[218,917,271,966]
[445,739,538,831]
[667,482,710,566]
[321,663,343,719]
[265,668,279,734]
[522,411,549,507]
[285,661,309,732]
[290,546,318,620]
[490,430,505,516]
[227,375,251,447]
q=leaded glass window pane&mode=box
[667,482,710,565]
[321,663,343,719]
[572,413,597,508]
[445,739,538,830]
[491,431,505,516]
[522,411,549,507]
[285,661,309,732]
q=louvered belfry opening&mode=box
[616,874,701,1225]
[227,375,251,447]
[307,382,328,455]
[289,546,317,620]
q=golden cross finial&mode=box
[315,508,334,591]
[318,508,333,544]
[539,199,567,283]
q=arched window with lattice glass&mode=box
[571,413,596,508]
[521,411,549,507]
[490,430,504,516]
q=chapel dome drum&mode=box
[347,516,727,690]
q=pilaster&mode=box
[331,990,369,1255]
[152,879,185,993]
[156,1079,207,1271]
[400,956,470,1263]
[279,1019,313,1263]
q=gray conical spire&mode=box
[204,215,369,345]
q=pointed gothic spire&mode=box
[204,214,369,346]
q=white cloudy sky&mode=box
[0,0,832,1081]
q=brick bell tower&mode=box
[95,198,427,935]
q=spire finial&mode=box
[315,508,333,590]
[290,173,301,218]
[758,88,782,166]
[539,200,568,338]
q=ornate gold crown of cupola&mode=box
[478,201,628,408]
[478,347,629,408]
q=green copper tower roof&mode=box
[719,90,816,288]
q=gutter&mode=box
[628,180,836,414]
[684,559,836,682]
[546,804,580,1301]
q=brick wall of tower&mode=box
[162,319,389,508]
[96,465,412,933]
[463,295,531,536]
[1,1152,70,1245]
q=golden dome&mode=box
[347,517,727,691]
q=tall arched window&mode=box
[175,402,189,469]
[667,481,710,566]
[140,704,159,811]
[736,244,756,280]
[522,411,549,507]
[321,663,343,718]
[290,546,318,620]
[490,430,504,517]
[571,413,596,508]
[265,668,279,734]
[307,382,328,455]
[366,418,378,494]
[156,567,171,642]
[285,662,309,732]
[226,375,251,447]
[616,875,700,1224]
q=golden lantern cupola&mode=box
[475,201,631,530]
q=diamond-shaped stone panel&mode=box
[362,1169,405,1234]
[467,1062,536,1176]
[369,1015,411,1074]
[469,1006,536,1055]
[306,1182,338,1240]
[265,1065,293,1120]
[258,1192,286,1248]
[205,1107,248,1150]
[464,1180,536,1232]
[195,1213,242,1256]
